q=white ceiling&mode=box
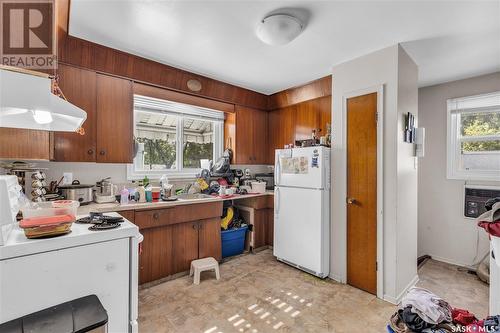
[69,1,500,94]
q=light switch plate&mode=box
[62,172,73,185]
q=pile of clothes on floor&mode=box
[387,287,500,332]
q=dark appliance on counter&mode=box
[464,186,500,218]
[255,173,275,190]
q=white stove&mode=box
[0,176,142,333]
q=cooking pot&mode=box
[58,180,94,205]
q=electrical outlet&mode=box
[63,172,73,185]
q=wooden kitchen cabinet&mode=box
[53,64,97,161]
[198,217,222,261]
[0,128,50,160]
[226,106,268,165]
[96,74,134,163]
[137,201,223,284]
[139,226,173,284]
[172,221,199,273]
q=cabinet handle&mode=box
[192,224,197,230]
[198,223,203,230]
[153,212,159,220]
[87,149,94,155]
[99,150,106,155]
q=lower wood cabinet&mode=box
[136,202,222,285]
[235,195,274,251]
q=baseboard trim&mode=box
[383,274,419,305]
[328,272,344,283]
[427,254,476,271]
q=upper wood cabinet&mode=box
[0,128,50,160]
[52,65,134,163]
[226,106,268,165]
[96,74,134,163]
[53,64,97,161]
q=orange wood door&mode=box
[172,222,199,273]
[96,74,133,163]
[346,92,378,295]
[198,218,222,261]
[53,64,97,161]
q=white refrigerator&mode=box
[274,146,330,278]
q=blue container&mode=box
[221,225,248,258]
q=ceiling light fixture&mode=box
[256,13,303,46]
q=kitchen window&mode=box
[128,95,224,179]
[447,91,500,181]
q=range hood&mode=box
[0,66,87,132]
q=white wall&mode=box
[418,72,500,268]
[330,44,418,303]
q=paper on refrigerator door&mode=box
[280,156,309,174]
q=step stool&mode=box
[190,257,220,285]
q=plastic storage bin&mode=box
[221,225,248,258]
[20,200,79,219]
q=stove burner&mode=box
[88,222,120,231]
[77,212,124,231]
[76,212,124,225]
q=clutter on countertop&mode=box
[19,200,80,239]
[387,287,499,333]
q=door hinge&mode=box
[376,261,378,271]
[375,112,379,123]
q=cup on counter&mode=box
[151,187,161,201]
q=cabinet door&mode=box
[96,74,133,163]
[53,64,97,161]
[252,108,268,164]
[172,222,199,274]
[139,226,173,284]
[235,106,268,164]
[198,218,222,261]
[0,128,49,160]
[234,106,253,164]
[253,209,268,249]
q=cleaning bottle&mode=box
[120,186,129,205]
[137,180,146,203]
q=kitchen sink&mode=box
[176,193,214,200]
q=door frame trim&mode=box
[342,85,384,299]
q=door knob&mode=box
[347,197,357,205]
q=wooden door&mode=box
[96,74,133,163]
[172,222,199,274]
[346,92,378,295]
[234,106,254,164]
[53,64,97,161]
[139,226,173,284]
[252,109,268,164]
[198,218,222,261]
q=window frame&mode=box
[446,91,500,181]
[127,95,224,180]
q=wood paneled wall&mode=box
[268,76,332,163]
[56,0,267,110]
[268,76,332,109]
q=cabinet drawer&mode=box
[135,208,174,229]
[135,201,223,230]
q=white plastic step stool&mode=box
[190,257,220,285]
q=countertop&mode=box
[77,191,274,215]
